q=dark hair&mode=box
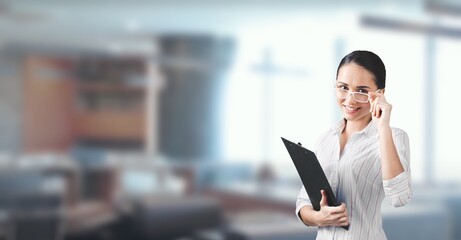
[336,50,386,89]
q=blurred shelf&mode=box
[75,82,146,93]
[75,110,145,141]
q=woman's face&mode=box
[336,63,379,123]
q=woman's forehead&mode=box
[337,63,376,87]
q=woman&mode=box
[296,50,412,239]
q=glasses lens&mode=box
[336,88,369,102]
[353,93,369,102]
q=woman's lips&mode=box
[344,105,360,114]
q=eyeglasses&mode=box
[335,87,381,103]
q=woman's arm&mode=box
[370,92,412,207]
[379,126,404,179]
[369,91,404,179]
[381,129,412,207]
[298,190,349,227]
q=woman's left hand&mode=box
[369,91,392,128]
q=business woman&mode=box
[296,50,412,239]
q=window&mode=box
[222,25,339,179]
[434,37,461,183]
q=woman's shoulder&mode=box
[390,126,409,136]
[315,122,342,149]
[390,126,410,143]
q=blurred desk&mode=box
[228,211,316,240]
[203,181,299,215]
[64,201,118,236]
[203,180,316,240]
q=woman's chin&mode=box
[343,112,371,122]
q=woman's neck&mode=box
[342,117,372,134]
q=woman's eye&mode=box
[358,89,368,94]
[338,85,348,90]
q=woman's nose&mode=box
[345,92,357,103]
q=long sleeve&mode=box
[295,186,312,223]
[382,129,412,207]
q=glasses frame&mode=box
[335,87,381,103]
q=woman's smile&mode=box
[343,105,361,114]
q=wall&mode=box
[158,35,235,160]
[0,50,24,153]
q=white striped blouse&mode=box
[295,119,412,240]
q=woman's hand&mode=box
[369,91,392,129]
[316,190,349,227]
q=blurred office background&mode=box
[0,0,460,239]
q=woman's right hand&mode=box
[316,190,349,227]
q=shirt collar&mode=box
[332,118,379,139]
[332,118,346,135]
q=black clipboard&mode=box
[282,137,349,230]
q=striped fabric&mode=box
[295,119,412,240]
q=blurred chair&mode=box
[70,146,108,201]
[123,196,224,240]
[0,171,65,240]
[226,211,316,240]
[107,154,225,240]
[8,193,64,240]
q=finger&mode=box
[331,203,346,214]
[371,97,378,115]
[372,100,377,117]
[374,97,381,117]
[374,100,382,118]
[339,216,348,223]
[372,96,380,114]
[368,91,377,101]
[369,95,375,113]
[370,91,383,98]
[376,105,382,118]
[339,217,349,226]
[369,98,374,113]
[320,190,328,207]
[330,203,347,215]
